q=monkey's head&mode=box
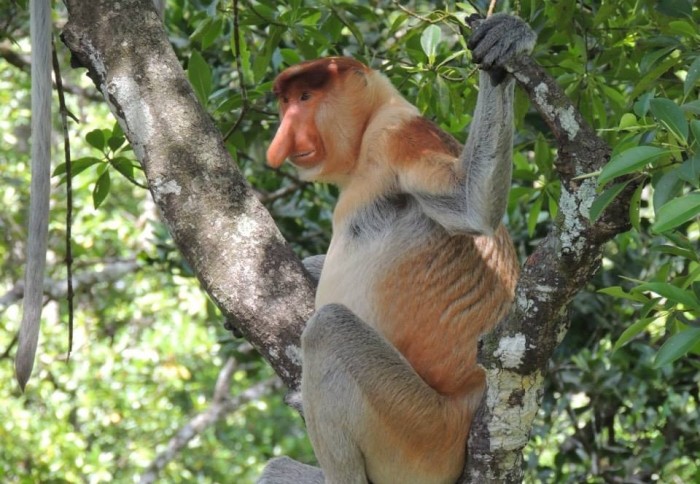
[267,57,374,182]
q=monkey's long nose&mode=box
[266,117,294,168]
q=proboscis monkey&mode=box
[260,13,536,484]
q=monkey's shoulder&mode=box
[386,116,462,166]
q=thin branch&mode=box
[223,0,249,142]
[51,40,76,360]
[138,357,280,483]
[0,41,102,101]
[487,0,497,17]
[0,260,140,316]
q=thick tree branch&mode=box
[461,56,632,482]
[61,0,315,390]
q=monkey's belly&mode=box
[316,226,517,397]
[377,227,518,396]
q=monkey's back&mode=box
[377,224,518,397]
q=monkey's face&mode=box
[267,86,327,172]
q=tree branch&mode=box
[61,0,315,390]
[138,356,280,483]
[461,56,632,483]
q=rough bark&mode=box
[60,2,633,481]
[61,0,314,390]
[461,56,632,483]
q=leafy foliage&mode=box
[0,0,698,482]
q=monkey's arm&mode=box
[302,255,325,287]
[401,14,535,236]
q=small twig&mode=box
[0,260,140,316]
[223,0,249,141]
[256,181,309,204]
[138,357,280,483]
[487,0,497,17]
[51,40,76,361]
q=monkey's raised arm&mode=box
[402,14,535,236]
[461,15,536,233]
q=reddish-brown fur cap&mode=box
[272,57,370,98]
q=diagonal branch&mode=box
[462,56,632,482]
[61,0,315,390]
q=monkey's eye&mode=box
[281,96,290,104]
[300,91,311,101]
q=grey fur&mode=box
[16,0,52,391]
[415,14,536,236]
[302,255,326,286]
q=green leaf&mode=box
[188,50,212,106]
[678,154,700,184]
[635,282,700,310]
[669,20,697,39]
[111,157,135,181]
[657,0,693,18]
[629,181,644,231]
[613,316,655,352]
[107,134,126,153]
[691,119,700,147]
[589,180,631,222]
[651,244,700,262]
[86,129,106,151]
[420,25,441,64]
[684,56,700,97]
[618,113,637,130]
[652,169,684,211]
[201,17,224,50]
[598,286,651,304]
[650,98,689,143]
[652,192,700,233]
[654,327,700,368]
[93,170,111,209]
[527,194,543,236]
[52,157,101,178]
[598,146,668,184]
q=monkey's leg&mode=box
[301,304,449,484]
[258,456,324,484]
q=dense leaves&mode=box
[0,0,698,482]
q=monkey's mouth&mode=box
[291,150,315,161]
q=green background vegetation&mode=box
[0,0,698,482]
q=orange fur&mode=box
[376,225,518,397]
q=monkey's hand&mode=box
[467,13,536,84]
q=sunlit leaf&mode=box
[420,25,441,64]
[652,192,700,233]
[654,327,700,368]
[635,281,700,310]
[598,146,668,184]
